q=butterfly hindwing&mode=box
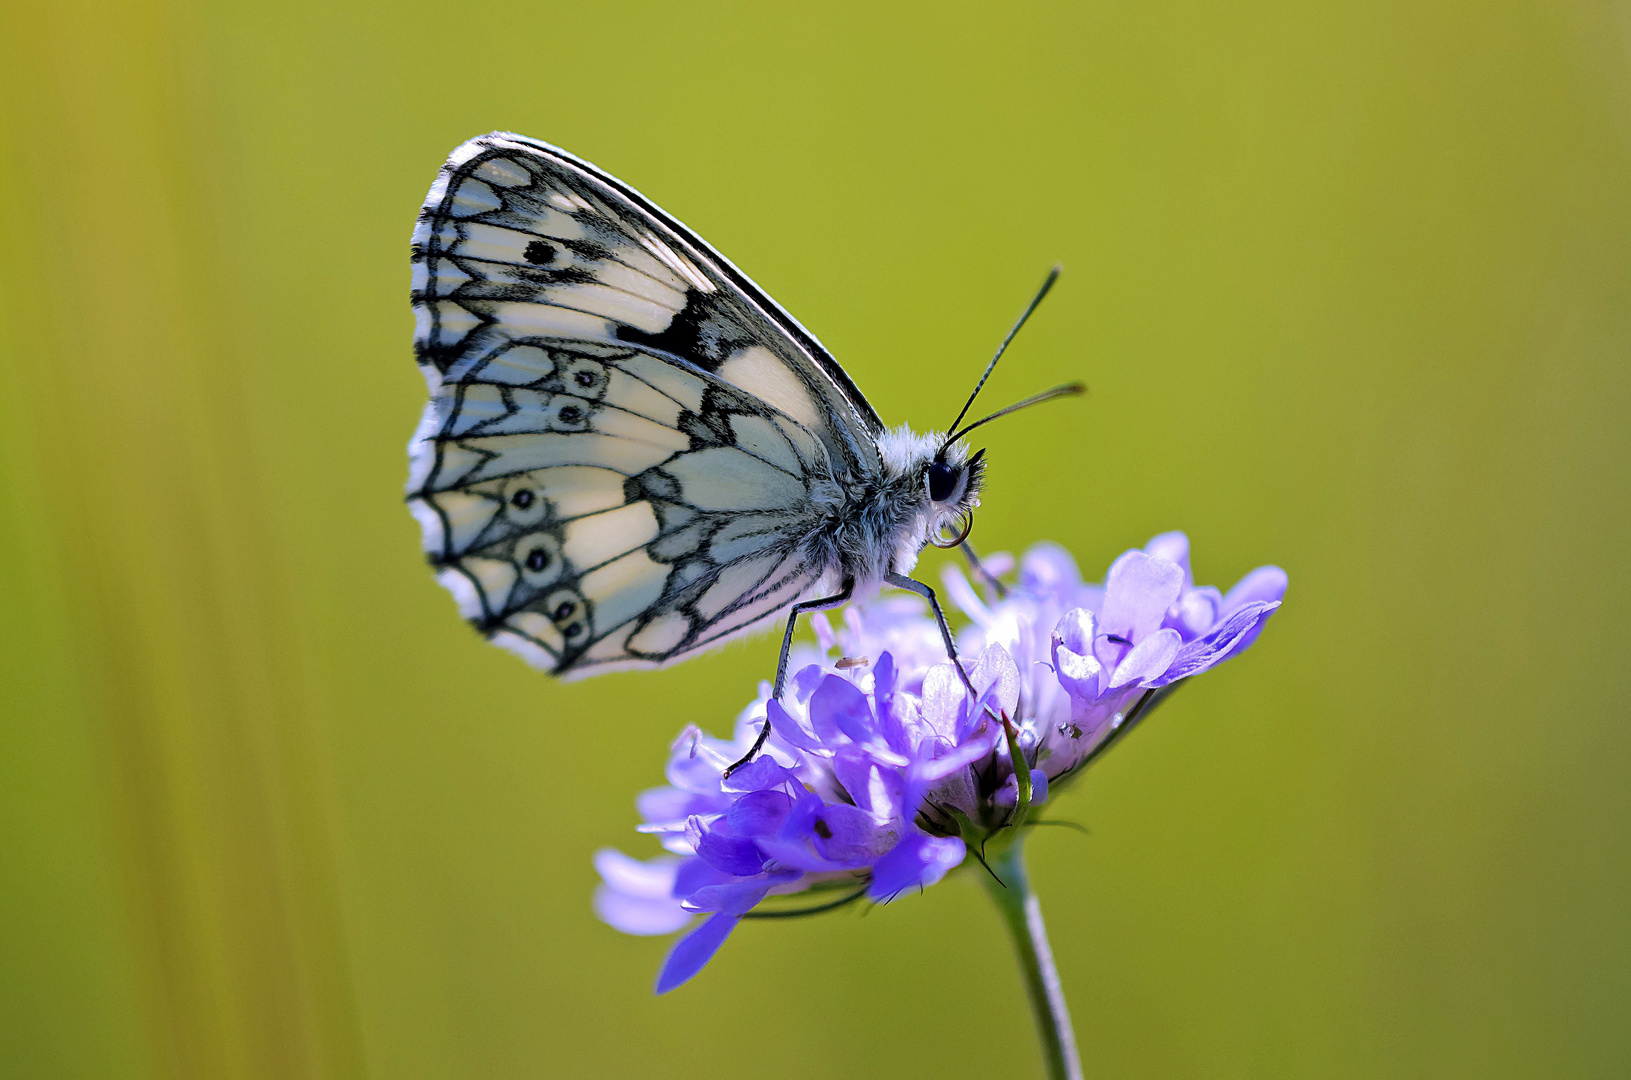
[408,134,858,675]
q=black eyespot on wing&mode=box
[523,240,555,265]
[927,461,960,503]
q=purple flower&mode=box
[595,533,1286,993]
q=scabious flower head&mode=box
[595,533,1286,993]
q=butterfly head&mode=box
[923,440,985,549]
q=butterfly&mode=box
[408,132,1079,769]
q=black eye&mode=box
[927,461,960,503]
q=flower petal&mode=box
[1150,600,1281,685]
[791,663,826,702]
[672,856,733,899]
[1164,585,1221,639]
[941,564,989,624]
[594,884,693,935]
[681,873,787,915]
[811,800,893,864]
[872,652,911,753]
[635,785,710,828]
[765,698,823,752]
[921,724,1000,783]
[1222,565,1289,614]
[593,848,678,901]
[810,673,876,744]
[726,789,793,837]
[719,753,796,794]
[973,644,1021,720]
[994,768,1051,808]
[1051,609,1104,702]
[1100,550,1185,642]
[1020,542,1081,598]
[655,912,739,994]
[868,829,966,902]
[1110,627,1182,688]
[919,662,969,736]
[1142,531,1192,586]
[694,823,767,877]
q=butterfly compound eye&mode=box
[927,461,960,503]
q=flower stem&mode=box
[982,841,1083,1080]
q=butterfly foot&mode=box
[723,717,773,779]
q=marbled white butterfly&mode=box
[408,133,1079,768]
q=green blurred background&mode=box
[3,0,1628,1076]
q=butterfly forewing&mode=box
[408,133,863,675]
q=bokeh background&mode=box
[4,1,1629,1076]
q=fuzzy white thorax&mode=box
[876,424,943,475]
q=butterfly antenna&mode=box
[942,382,1086,448]
[944,265,1062,437]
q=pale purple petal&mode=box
[720,754,797,794]
[1142,531,1192,586]
[725,789,793,837]
[1110,627,1182,689]
[635,786,710,828]
[909,725,1000,787]
[872,652,911,754]
[594,848,679,900]
[919,662,969,736]
[973,644,1021,719]
[830,752,884,818]
[1100,551,1186,641]
[810,801,892,864]
[868,830,966,901]
[1151,600,1282,685]
[1222,565,1289,614]
[694,825,765,877]
[1164,585,1221,639]
[766,699,823,752]
[1020,542,1081,598]
[791,663,826,702]
[994,768,1051,808]
[1051,609,1104,702]
[672,857,733,899]
[655,912,739,994]
[942,565,989,624]
[594,885,693,935]
[682,874,787,915]
[664,728,732,793]
[1217,602,1281,660]
[809,674,874,743]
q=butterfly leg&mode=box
[883,572,980,701]
[960,540,1009,600]
[723,577,855,778]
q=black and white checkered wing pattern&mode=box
[408,134,862,676]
